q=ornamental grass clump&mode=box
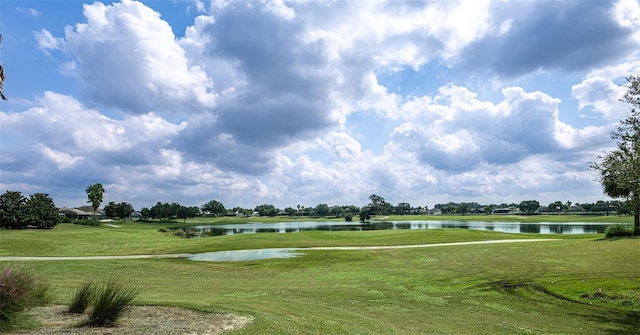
[68,280,95,314]
[85,278,141,327]
[0,266,51,331]
[604,223,634,237]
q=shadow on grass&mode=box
[592,235,640,242]
[483,279,640,335]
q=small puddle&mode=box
[189,248,302,262]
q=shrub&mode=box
[85,278,141,327]
[604,223,633,237]
[344,213,353,222]
[74,219,101,226]
[68,280,94,314]
[173,227,201,238]
[0,266,50,331]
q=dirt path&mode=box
[0,239,555,261]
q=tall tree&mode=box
[0,190,27,228]
[368,194,391,216]
[592,75,640,234]
[202,199,226,217]
[315,203,330,217]
[456,203,470,215]
[26,193,59,229]
[395,202,411,215]
[0,34,6,100]
[484,205,495,215]
[104,201,118,219]
[519,200,540,215]
[85,183,105,222]
[177,205,199,224]
[548,201,563,214]
[254,204,277,217]
[116,202,134,222]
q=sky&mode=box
[1,0,640,211]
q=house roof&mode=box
[76,206,105,214]
[59,207,93,216]
[58,206,105,216]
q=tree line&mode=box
[0,187,635,230]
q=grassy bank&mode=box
[0,223,550,256]
[1,222,638,334]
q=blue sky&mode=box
[1,0,639,210]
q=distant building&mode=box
[492,208,512,214]
[129,211,142,220]
[59,206,105,220]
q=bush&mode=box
[173,227,201,238]
[68,280,94,314]
[74,219,101,226]
[344,213,353,222]
[85,278,141,327]
[0,266,50,331]
[604,223,633,237]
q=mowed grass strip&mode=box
[0,222,558,257]
[2,231,638,334]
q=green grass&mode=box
[0,222,561,257]
[1,221,638,334]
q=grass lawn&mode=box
[1,221,638,334]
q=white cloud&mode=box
[34,29,66,54]
[571,76,627,119]
[319,131,363,160]
[613,0,640,34]
[17,7,40,17]
[263,0,295,20]
[60,0,216,114]
[571,60,640,119]
[39,146,84,169]
[388,84,607,172]
[1,92,184,158]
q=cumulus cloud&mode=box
[571,60,640,119]
[56,0,216,114]
[34,29,66,54]
[0,92,185,172]
[459,1,640,77]
[171,1,343,173]
[388,84,609,172]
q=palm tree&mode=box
[86,183,105,222]
[0,34,7,100]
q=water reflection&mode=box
[189,248,301,262]
[193,220,609,236]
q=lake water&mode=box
[193,220,610,236]
[189,248,301,262]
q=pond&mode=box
[193,220,610,236]
[189,248,301,262]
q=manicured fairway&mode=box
[1,222,638,334]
